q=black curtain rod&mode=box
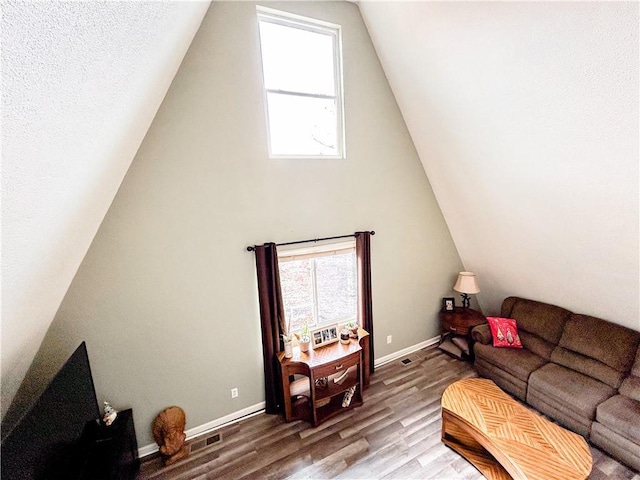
[246,231,375,252]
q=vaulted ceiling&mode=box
[358,1,639,327]
[2,0,638,418]
[1,0,210,417]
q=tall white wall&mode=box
[1,1,210,419]
[360,1,639,329]
[30,1,462,447]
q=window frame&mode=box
[278,240,357,333]
[256,6,346,160]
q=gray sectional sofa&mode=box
[472,296,640,471]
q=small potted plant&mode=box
[345,320,359,338]
[296,322,311,353]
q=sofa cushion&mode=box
[630,347,640,377]
[486,317,522,348]
[527,389,592,437]
[591,422,640,472]
[471,323,492,345]
[596,395,640,444]
[474,356,529,401]
[503,297,571,360]
[517,330,556,360]
[620,347,640,402]
[619,375,640,403]
[551,314,640,388]
[505,297,571,345]
[528,363,616,422]
[474,342,546,382]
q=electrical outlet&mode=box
[231,388,238,398]
[387,335,392,344]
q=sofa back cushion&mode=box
[501,297,571,360]
[620,347,640,402]
[551,314,640,389]
[631,346,640,377]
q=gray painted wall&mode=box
[29,2,462,447]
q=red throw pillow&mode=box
[486,317,522,348]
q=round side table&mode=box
[438,307,486,360]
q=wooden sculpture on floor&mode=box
[152,406,189,466]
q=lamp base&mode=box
[460,293,471,308]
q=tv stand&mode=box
[80,409,140,480]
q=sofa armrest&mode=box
[472,323,492,345]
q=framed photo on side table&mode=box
[442,297,455,312]
[311,324,339,349]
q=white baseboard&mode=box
[138,337,439,458]
[138,401,266,458]
[374,335,440,367]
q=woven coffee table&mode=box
[441,378,592,480]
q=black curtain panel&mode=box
[356,231,375,375]
[254,243,286,414]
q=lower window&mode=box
[278,241,357,334]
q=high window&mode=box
[278,241,356,333]
[257,7,345,159]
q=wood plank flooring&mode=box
[138,347,640,480]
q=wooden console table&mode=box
[278,329,369,426]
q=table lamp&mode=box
[453,272,480,308]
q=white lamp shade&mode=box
[453,272,480,294]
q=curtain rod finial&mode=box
[247,246,255,252]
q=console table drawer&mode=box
[314,351,360,379]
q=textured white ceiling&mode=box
[1,0,210,417]
[359,1,639,329]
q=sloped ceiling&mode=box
[1,0,210,418]
[359,1,639,330]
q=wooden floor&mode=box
[138,347,640,480]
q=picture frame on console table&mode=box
[311,324,339,348]
[442,297,455,312]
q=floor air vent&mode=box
[401,358,412,365]
[190,432,222,453]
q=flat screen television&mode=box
[1,342,101,480]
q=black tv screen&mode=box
[1,342,100,480]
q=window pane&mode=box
[315,252,357,324]
[258,20,335,96]
[267,93,338,156]
[279,258,315,331]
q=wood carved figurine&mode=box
[152,406,189,466]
